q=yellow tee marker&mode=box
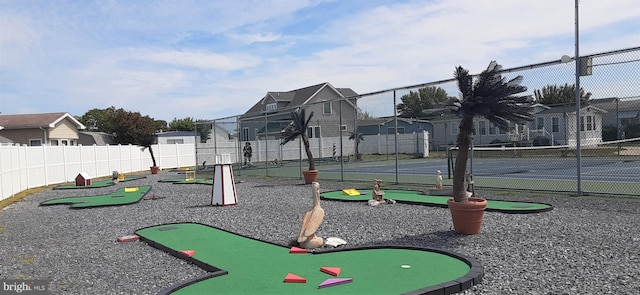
[342,188,360,196]
[124,187,139,193]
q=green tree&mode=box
[348,131,364,157]
[534,83,591,105]
[168,117,195,131]
[397,86,451,118]
[449,61,535,202]
[78,107,116,131]
[195,120,212,143]
[106,108,158,145]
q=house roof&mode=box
[536,104,607,115]
[156,131,198,137]
[0,112,86,130]
[241,82,358,119]
[78,131,116,145]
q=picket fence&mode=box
[0,143,196,201]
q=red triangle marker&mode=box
[117,234,139,243]
[320,266,341,277]
[284,273,306,283]
[179,250,195,257]
[318,278,352,288]
[289,247,307,254]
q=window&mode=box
[479,120,486,136]
[536,117,544,130]
[489,123,497,135]
[29,139,42,146]
[242,128,249,141]
[266,103,277,111]
[323,101,332,114]
[61,139,69,146]
[50,140,59,146]
[167,139,184,144]
[339,125,347,131]
[307,126,321,138]
[451,122,459,135]
[580,115,594,131]
[552,117,559,133]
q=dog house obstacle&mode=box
[211,154,237,206]
[75,172,92,186]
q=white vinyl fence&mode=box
[0,143,196,201]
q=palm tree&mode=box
[348,131,364,158]
[280,108,315,171]
[138,134,158,168]
[449,61,535,202]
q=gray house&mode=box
[239,82,359,141]
[428,103,605,148]
[357,117,433,136]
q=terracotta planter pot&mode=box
[150,166,160,174]
[447,197,487,234]
[302,170,319,184]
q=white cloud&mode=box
[140,50,262,70]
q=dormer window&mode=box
[266,103,277,111]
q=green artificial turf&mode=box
[136,223,474,295]
[40,186,152,208]
[158,178,213,185]
[53,176,146,190]
[321,189,553,213]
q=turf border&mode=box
[321,189,554,214]
[136,222,483,295]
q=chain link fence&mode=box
[195,47,639,196]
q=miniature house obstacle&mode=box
[211,154,237,206]
[75,172,92,186]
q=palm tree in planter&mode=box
[348,131,364,160]
[280,108,318,184]
[139,134,159,174]
[447,61,535,234]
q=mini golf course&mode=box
[136,223,482,295]
[40,186,152,208]
[321,189,553,213]
[159,178,214,185]
[53,176,147,190]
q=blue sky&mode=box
[1,0,639,122]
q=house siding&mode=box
[0,129,44,145]
[49,119,80,140]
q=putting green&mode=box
[322,190,553,213]
[40,186,152,208]
[53,176,146,190]
[136,223,482,295]
[159,178,213,185]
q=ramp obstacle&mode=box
[211,154,237,206]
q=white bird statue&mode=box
[297,182,325,249]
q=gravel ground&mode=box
[0,171,639,295]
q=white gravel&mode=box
[0,172,638,294]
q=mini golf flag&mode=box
[179,250,195,257]
[342,188,360,196]
[318,278,352,289]
[284,273,306,283]
[320,267,341,277]
[289,247,307,254]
